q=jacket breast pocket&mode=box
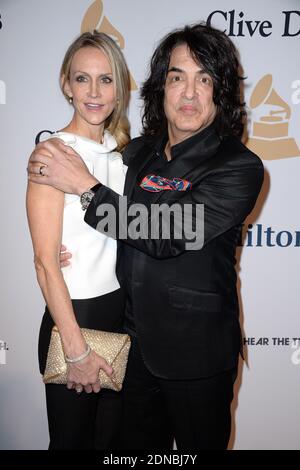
[168,285,222,313]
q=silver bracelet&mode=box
[65,344,91,364]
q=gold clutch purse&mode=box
[43,326,131,391]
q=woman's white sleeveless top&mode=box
[51,131,127,299]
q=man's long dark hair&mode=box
[141,23,246,138]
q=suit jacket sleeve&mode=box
[84,152,264,259]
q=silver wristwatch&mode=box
[80,183,102,211]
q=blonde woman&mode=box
[26,31,130,449]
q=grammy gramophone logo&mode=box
[81,0,137,91]
[247,74,300,160]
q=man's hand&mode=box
[27,138,99,195]
[60,245,72,268]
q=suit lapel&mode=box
[124,143,155,198]
[124,124,221,203]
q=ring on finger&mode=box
[39,165,46,176]
[75,386,83,394]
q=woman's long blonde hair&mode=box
[60,31,130,152]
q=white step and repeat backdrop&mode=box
[0,0,299,450]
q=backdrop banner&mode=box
[0,0,299,450]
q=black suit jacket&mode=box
[85,124,264,379]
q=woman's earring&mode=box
[68,96,73,104]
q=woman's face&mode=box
[64,46,116,133]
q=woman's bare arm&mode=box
[26,181,112,393]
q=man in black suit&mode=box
[28,23,264,449]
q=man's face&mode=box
[163,44,217,144]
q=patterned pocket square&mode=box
[140,174,192,192]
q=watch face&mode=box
[81,192,93,203]
[80,191,94,209]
